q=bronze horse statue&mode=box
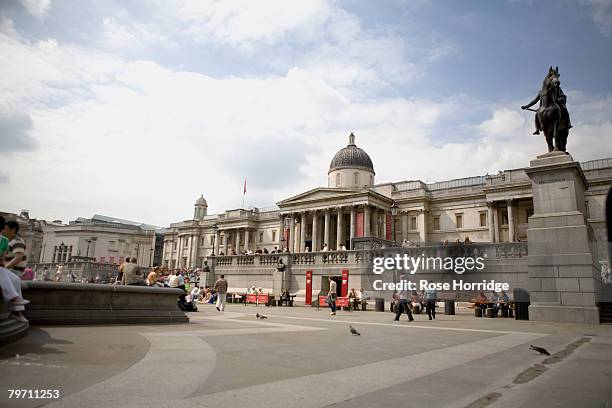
[521,66,572,153]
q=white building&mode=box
[40,215,161,267]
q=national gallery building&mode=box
[162,133,611,270]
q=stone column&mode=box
[487,202,495,243]
[418,210,427,244]
[336,208,344,249]
[492,206,500,243]
[214,230,220,255]
[177,236,182,266]
[324,210,330,248]
[288,215,295,252]
[244,229,250,252]
[300,212,307,252]
[192,234,200,267]
[235,229,240,253]
[294,218,300,252]
[382,210,388,240]
[349,207,356,249]
[312,211,319,251]
[364,205,371,237]
[401,212,408,242]
[507,199,515,242]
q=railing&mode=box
[581,158,612,171]
[209,242,529,270]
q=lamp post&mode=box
[390,202,399,245]
[86,239,92,258]
[149,247,154,267]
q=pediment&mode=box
[277,188,361,207]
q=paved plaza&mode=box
[1,305,612,408]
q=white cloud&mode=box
[478,108,526,139]
[175,0,331,48]
[102,16,174,50]
[19,0,51,19]
[580,0,612,34]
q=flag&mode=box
[243,178,247,195]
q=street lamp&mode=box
[390,202,399,244]
[149,247,154,267]
[86,239,92,258]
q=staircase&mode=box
[600,303,612,324]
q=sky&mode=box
[1,0,612,227]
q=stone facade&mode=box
[39,215,160,267]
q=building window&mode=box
[479,212,487,227]
[259,232,264,242]
[220,236,224,245]
[456,214,463,229]
[410,216,417,230]
[109,241,116,250]
[210,236,214,246]
[526,208,533,219]
[501,209,509,225]
[354,172,359,185]
[433,216,440,231]
[335,173,341,187]
[272,230,277,241]
[184,239,189,247]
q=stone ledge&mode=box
[21,281,189,325]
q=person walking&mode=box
[213,274,228,311]
[327,276,337,316]
[424,283,437,320]
[393,275,414,322]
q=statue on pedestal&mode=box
[521,66,572,153]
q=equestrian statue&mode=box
[521,66,572,153]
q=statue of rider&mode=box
[521,67,572,135]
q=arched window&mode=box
[335,173,341,187]
[354,172,359,186]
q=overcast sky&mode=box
[1,0,612,227]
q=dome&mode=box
[195,195,208,206]
[328,133,375,175]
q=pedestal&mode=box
[525,151,602,324]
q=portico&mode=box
[278,188,393,250]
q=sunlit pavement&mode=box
[1,304,611,408]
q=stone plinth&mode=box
[526,151,602,324]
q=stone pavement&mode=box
[1,305,611,408]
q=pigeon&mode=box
[530,345,551,356]
[256,313,268,319]
[349,325,361,336]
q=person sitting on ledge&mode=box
[121,257,144,286]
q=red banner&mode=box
[319,296,349,307]
[341,269,349,297]
[245,294,269,304]
[386,212,392,240]
[356,212,364,238]
[305,270,313,305]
